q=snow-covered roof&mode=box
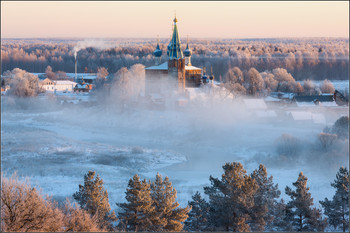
[146,62,168,70]
[319,101,338,107]
[289,111,313,121]
[281,93,295,99]
[75,84,90,89]
[146,62,202,71]
[296,100,338,107]
[54,80,77,85]
[65,73,97,79]
[288,111,327,124]
[264,96,281,102]
[243,99,267,110]
[296,102,317,107]
[270,92,295,99]
[185,65,202,71]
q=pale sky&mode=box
[1,1,349,38]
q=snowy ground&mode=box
[1,94,348,213]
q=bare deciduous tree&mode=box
[62,199,101,232]
[318,132,337,151]
[272,68,296,93]
[1,173,64,232]
[275,134,301,156]
[261,72,278,93]
[320,79,335,94]
[246,67,264,96]
[303,79,321,96]
[45,65,55,79]
[3,68,42,97]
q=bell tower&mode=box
[167,16,186,91]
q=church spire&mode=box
[168,16,183,60]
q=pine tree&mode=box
[117,174,155,232]
[285,172,327,231]
[320,167,349,232]
[271,198,293,231]
[184,191,211,231]
[250,164,281,231]
[204,162,258,231]
[73,171,116,230]
[150,173,191,232]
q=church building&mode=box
[145,17,205,95]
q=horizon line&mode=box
[2,36,349,40]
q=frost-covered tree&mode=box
[45,65,55,79]
[204,162,258,231]
[95,67,109,89]
[117,174,155,232]
[250,164,281,231]
[62,200,100,232]
[272,68,296,93]
[246,68,264,96]
[303,79,321,95]
[1,173,64,232]
[331,116,349,139]
[295,82,304,95]
[129,64,146,99]
[223,67,246,96]
[110,64,145,106]
[97,67,109,80]
[318,132,337,151]
[285,172,327,231]
[3,68,42,97]
[320,79,335,93]
[261,72,278,93]
[275,133,301,156]
[184,191,211,231]
[225,67,244,85]
[73,171,116,230]
[320,167,349,232]
[284,52,296,71]
[271,199,293,231]
[150,173,191,232]
[223,82,246,97]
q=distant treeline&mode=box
[1,38,349,80]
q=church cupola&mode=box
[202,67,208,84]
[209,67,215,84]
[153,36,162,65]
[184,36,192,66]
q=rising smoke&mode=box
[73,39,117,59]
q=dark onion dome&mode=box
[184,43,192,57]
[153,43,162,57]
[202,74,208,83]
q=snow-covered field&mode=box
[1,93,348,212]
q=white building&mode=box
[54,80,77,92]
[40,78,77,92]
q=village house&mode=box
[74,79,94,92]
[40,78,77,92]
